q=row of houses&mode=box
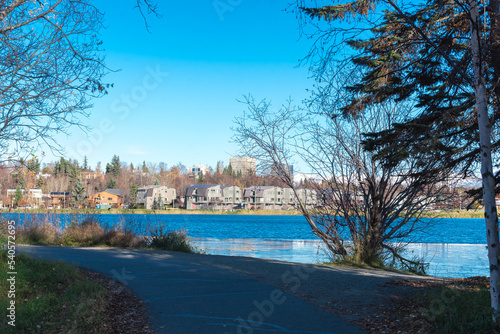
[6,185,177,210]
[14,183,495,211]
[6,184,318,211]
[185,184,317,210]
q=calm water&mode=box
[4,213,490,278]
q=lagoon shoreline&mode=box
[4,208,488,218]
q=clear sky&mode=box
[41,0,315,171]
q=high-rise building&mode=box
[229,157,256,176]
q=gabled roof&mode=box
[185,184,220,197]
[187,184,219,189]
[104,189,129,197]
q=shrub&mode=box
[147,225,194,253]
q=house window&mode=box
[108,197,113,201]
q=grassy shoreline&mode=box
[3,208,489,218]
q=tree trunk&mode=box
[470,0,500,320]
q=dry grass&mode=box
[0,214,194,252]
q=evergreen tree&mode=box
[154,178,160,185]
[71,178,86,207]
[14,186,23,206]
[26,159,40,173]
[142,161,149,173]
[129,183,138,208]
[297,0,500,319]
[223,163,233,176]
[157,194,164,210]
[110,155,121,177]
[198,171,204,184]
[83,156,89,170]
[18,173,26,188]
[106,178,117,189]
[36,177,44,189]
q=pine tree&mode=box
[110,155,121,177]
[83,156,88,170]
[18,173,26,188]
[297,0,500,320]
[106,178,117,189]
[129,183,138,208]
[71,178,86,207]
[198,171,204,184]
[27,159,40,173]
[157,194,164,210]
[36,177,44,189]
[14,186,23,206]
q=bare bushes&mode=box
[147,225,195,253]
[0,213,195,253]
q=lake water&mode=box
[4,213,491,278]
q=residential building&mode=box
[229,157,256,176]
[81,170,104,181]
[294,188,319,209]
[87,189,128,209]
[243,186,285,210]
[188,165,210,177]
[220,185,243,210]
[48,192,71,209]
[185,184,221,210]
[7,188,43,208]
[136,185,176,209]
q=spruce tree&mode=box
[157,194,164,210]
[297,0,500,320]
[71,178,86,207]
[14,186,23,206]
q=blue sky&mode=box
[42,1,315,171]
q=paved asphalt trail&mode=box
[19,246,365,334]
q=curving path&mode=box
[19,245,366,334]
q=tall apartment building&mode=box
[229,157,256,176]
[188,164,210,177]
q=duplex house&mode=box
[243,186,285,210]
[294,188,318,209]
[7,188,43,208]
[136,185,176,209]
[220,185,243,210]
[185,184,221,210]
[87,189,128,209]
[48,192,71,209]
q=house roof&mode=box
[104,189,129,197]
[186,184,219,197]
[187,184,219,189]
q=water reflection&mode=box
[192,238,489,278]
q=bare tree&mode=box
[234,82,452,270]
[0,0,160,162]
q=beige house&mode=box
[136,185,176,209]
[185,184,221,210]
[220,185,243,210]
[7,188,43,208]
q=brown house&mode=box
[87,189,128,209]
[48,192,71,209]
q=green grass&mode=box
[0,251,108,333]
[414,279,492,333]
